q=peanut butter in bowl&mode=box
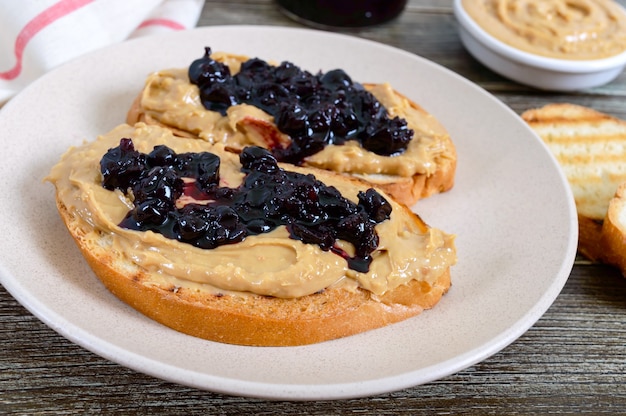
[454,0,626,90]
[462,0,626,60]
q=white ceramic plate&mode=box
[0,26,577,400]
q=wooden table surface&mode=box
[3,0,626,414]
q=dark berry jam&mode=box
[188,47,414,165]
[100,140,392,273]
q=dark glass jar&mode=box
[277,0,407,28]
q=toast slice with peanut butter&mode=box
[127,49,456,206]
[47,122,457,346]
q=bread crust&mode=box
[127,81,456,207]
[358,147,456,206]
[57,196,451,346]
[598,183,626,275]
[577,215,604,262]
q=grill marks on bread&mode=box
[522,103,626,265]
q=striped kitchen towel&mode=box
[0,0,205,105]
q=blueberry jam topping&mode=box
[188,47,414,164]
[100,140,392,272]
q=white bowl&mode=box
[453,0,626,91]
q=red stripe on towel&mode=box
[137,18,186,31]
[0,0,93,80]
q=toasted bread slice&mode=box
[521,103,626,260]
[126,51,456,206]
[599,182,626,275]
[47,123,456,346]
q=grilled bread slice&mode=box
[521,103,626,261]
[126,51,456,206]
[47,123,456,346]
[598,182,626,275]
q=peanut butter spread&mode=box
[47,123,456,299]
[136,52,452,179]
[462,0,626,60]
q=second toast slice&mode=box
[127,49,456,207]
[521,103,626,261]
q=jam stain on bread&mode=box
[47,123,456,346]
[127,48,457,206]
